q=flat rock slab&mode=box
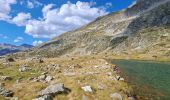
[38,83,66,96]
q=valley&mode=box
[0,0,170,100]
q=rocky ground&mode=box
[0,56,136,100]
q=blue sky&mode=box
[0,0,135,46]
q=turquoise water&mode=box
[112,60,170,100]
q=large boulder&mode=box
[38,83,67,96]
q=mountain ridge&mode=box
[0,43,33,56]
[14,0,170,59]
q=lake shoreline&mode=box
[110,59,170,100]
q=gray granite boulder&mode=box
[38,83,66,96]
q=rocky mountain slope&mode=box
[0,43,33,56]
[27,0,170,58]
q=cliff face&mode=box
[28,0,170,58]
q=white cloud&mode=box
[32,40,43,46]
[27,0,34,9]
[12,12,31,26]
[0,1,109,39]
[20,0,43,8]
[34,0,43,7]
[25,1,108,38]
[14,37,23,42]
[0,0,17,20]
[0,34,8,39]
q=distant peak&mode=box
[20,44,33,48]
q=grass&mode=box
[0,56,133,100]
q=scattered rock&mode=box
[38,83,67,96]
[0,87,13,97]
[110,93,122,100]
[115,75,124,81]
[81,86,93,93]
[19,65,31,72]
[30,75,54,83]
[0,76,12,81]
[119,78,124,81]
[41,72,48,75]
[45,64,60,71]
[38,75,46,81]
[29,57,44,63]
[33,95,53,100]
[45,76,53,82]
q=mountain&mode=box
[0,43,33,56]
[20,44,33,48]
[25,0,170,58]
